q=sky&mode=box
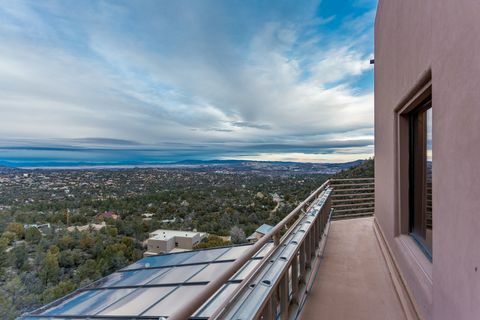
[0,0,376,167]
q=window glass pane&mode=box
[410,102,433,256]
[425,108,433,250]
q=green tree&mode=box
[41,281,76,303]
[25,227,42,244]
[10,244,28,270]
[6,223,24,239]
[40,250,60,286]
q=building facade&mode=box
[145,229,206,255]
[374,0,480,319]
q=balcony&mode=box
[299,217,406,320]
[22,178,414,320]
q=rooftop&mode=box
[150,229,203,240]
[256,223,274,235]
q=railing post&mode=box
[305,233,311,268]
[279,273,289,320]
[299,243,306,283]
[291,255,299,304]
[273,232,280,246]
[262,297,275,320]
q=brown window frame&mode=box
[408,99,432,259]
[395,78,432,261]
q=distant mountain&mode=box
[0,159,369,175]
[165,159,367,175]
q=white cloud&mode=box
[0,0,375,163]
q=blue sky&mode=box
[0,0,376,166]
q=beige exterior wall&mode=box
[147,237,175,254]
[146,231,204,254]
[375,1,480,319]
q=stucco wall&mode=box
[375,0,480,319]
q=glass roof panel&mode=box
[254,242,274,258]
[218,245,251,260]
[233,259,261,280]
[149,264,206,284]
[181,247,229,264]
[98,287,175,316]
[122,251,198,270]
[115,268,172,287]
[92,271,134,288]
[196,283,240,318]
[42,289,135,316]
[189,261,234,282]
[142,285,206,317]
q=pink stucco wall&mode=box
[374,0,480,319]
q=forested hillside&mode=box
[332,158,374,179]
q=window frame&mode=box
[395,81,433,261]
[408,99,432,259]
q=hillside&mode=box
[332,158,374,179]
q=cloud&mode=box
[0,0,375,164]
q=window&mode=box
[409,97,433,257]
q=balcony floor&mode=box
[299,217,407,320]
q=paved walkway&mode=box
[299,217,407,320]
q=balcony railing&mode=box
[168,177,374,320]
[330,178,375,219]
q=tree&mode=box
[40,250,60,286]
[1,231,16,245]
[41,281,76,303]
[0,274,34,320]
[6,223,24,239]
[25,227,42,244]
[196,235,230,249]
[230,226,246,244]
[10,244,27,270]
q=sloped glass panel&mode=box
[181,247,230,264]
[149,264,206,284]
[189,261,234,282]
[233,259,261,280]
[218,245,251,260]
[122,251,197,270]
[98,287,175,316]
[42,289,134,316]
[142,285,206,317]
[254,242,274,258]
[195,283,240,318]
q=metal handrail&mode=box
[168,180,331,320]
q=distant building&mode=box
[67,221,106,232]
[23,223,51,235]
[247,223,273,243]
[96,210,120,221]
[145,229,207,256]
